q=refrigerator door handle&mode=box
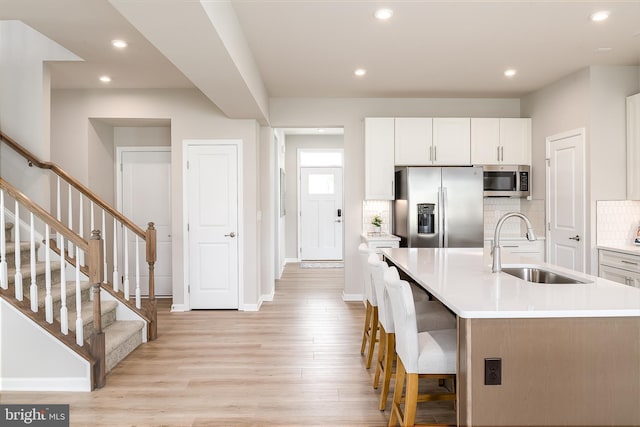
[442,187,448,247]
[437,187,444,247]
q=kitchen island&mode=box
[381,247,640,427]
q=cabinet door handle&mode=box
[497,146,500,162]
[621,260,639,266]
[434,146,437,161]
[429,146,433,161]
[500,146,504,161]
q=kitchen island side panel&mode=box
[458,317,640,426]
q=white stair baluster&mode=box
[44,225,53,323]
[59,236,68,335]
[0,190,7,290]
[102,211,107,284]
[78,195,84,266]
[113,218,119,292]
[56,177,62,249]
[135,235,141,309]
[67,183,73,256]
[14,201,23,300]
[90,202,95,234]
[29,213,37,312]
[75,246,83,346]
[123,227,129,300]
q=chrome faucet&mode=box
[492,212,537,273]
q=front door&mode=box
[186,143,239,309]
[546,129,586,272]
[300,167,343,260]
[118,147,172,296]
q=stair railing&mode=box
[0,177,106,388]
[0,131,157,340]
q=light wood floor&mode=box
[0,263,455,426]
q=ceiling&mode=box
[1,0,639,122]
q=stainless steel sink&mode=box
[502,267,590,284]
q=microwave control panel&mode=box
[519,171,529,191]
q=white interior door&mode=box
[119,148,172,296]
[187,143,239,309]
[546,129,586,272]
[300,167,343,260]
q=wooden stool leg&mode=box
[403,373,419,427]
[389,358,406,427]
[379,333,395,411]
[365,307,378,369]
[360,301,372,354]
[373,324,386,389]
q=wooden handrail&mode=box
[0,178,88,252]
[0,131,146,239]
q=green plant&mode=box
[371,214,383,227]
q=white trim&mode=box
[261,291,275,302]
[0,377,91,392]
[182,140,243,311]
[170,303,189,312]
[284,257,300,264]
[100,288,148,343]
[545,127,587,271]
[342,292,364,302]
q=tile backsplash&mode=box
[483,198,545,238]
[596,200,640,246]
[363,200,392,233]
[364,198,546,239]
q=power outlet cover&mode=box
[484,358,502,385]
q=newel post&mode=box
[89,230,106,389]
[146,222,158,340]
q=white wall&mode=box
[284,134,344,259]
[50,88,260,309]
[521,65,640,274]
[0,21,79,208]
[0,299,91,391]
[274,129,287,277]
[269,97,521,298]
[259,126,275,300]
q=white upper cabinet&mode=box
[395,117,470,165]
[365,117,395,200]
[394,118,433,165]
[471,118,531,165]
[627,93,640,200]
[432,118,471,165]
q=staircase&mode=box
[1,131,158,391]
[3,221,145,374]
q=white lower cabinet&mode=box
[598,249,640,288]
[484,239,545,263]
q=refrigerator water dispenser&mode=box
[417,203,435,234]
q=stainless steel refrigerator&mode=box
[393,166,484,248]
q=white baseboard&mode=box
[342,292,364,302]
[284,258,300,264]
[170,304,189,312]
[242,300,262,311]
[0,377,91,392]
[261,291,275,302]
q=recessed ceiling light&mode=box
[374,8,393,20]
[354,68,367,77]
[111,39,128,49]
[99,75,112,83]
[504,69,517,78]
[317,128,325,133]
[590,10,610,22]
[596,47,613,52]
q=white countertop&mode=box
[598,244,640,256]
[361,232,401,242]
[381,247,640,319]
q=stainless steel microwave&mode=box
[483,165,530,197]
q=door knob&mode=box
[225,232,236,238]
[335,219,342,223]
[569,235,580,242]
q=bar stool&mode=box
[358,243,378,369]
[385,278,457,427]
[368,255,456,411]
